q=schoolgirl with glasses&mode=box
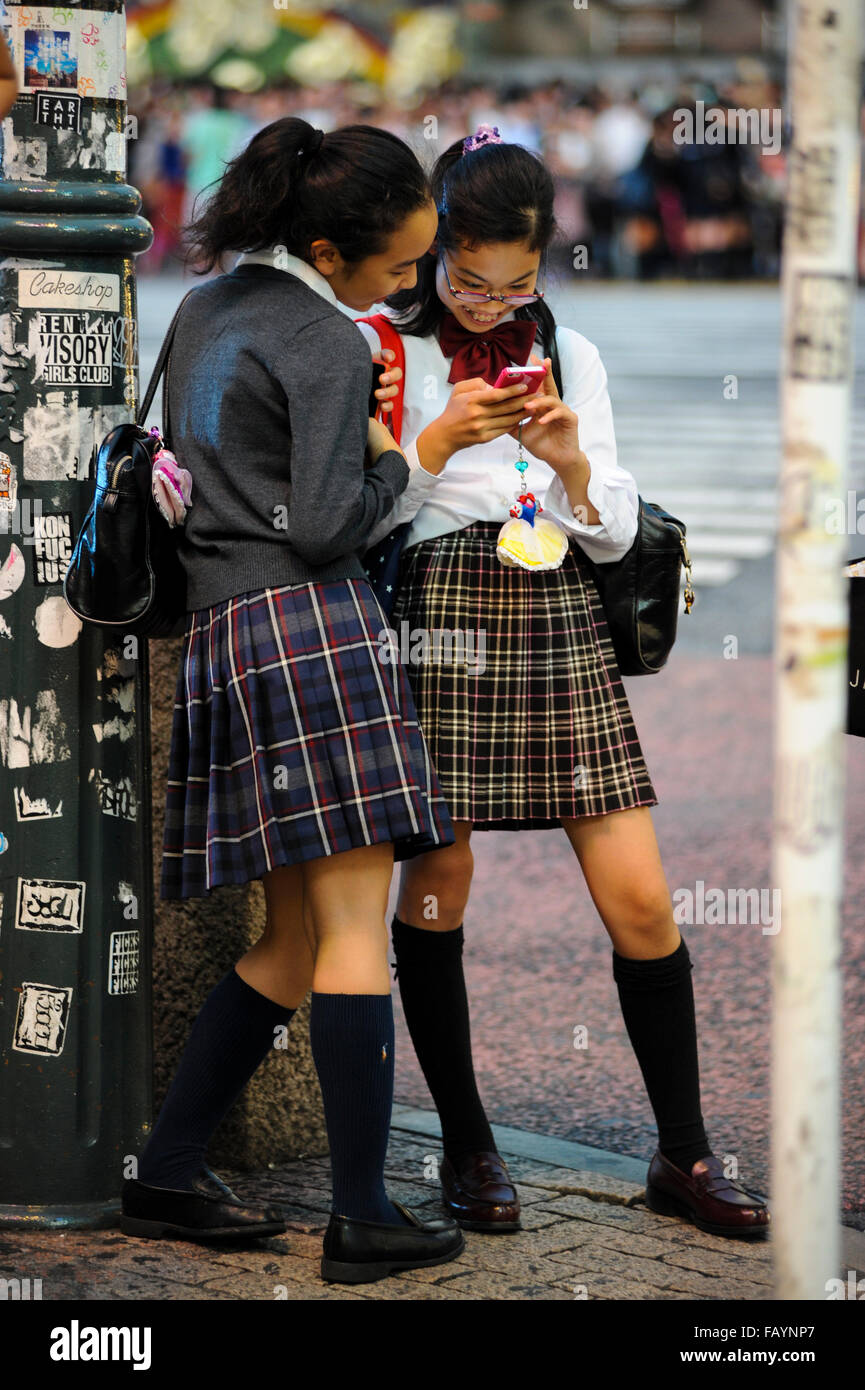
[355,127,770,1242]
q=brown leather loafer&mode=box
[440,1150,521,1232]
[645,1150,770,1239]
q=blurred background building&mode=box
[125,1,863,281]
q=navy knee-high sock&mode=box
[391,915,495,1161]
[138,967,296,1191]
[612,937,714,1175]
[309,992,408,1225]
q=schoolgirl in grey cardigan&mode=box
[119,119,496,1285]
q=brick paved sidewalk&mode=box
[2,1115,862,1301]
[0,1128,784,1301]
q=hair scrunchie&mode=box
[299,127,325,160]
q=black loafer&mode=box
[321,1200,465,1284]
[119,1164,286,1242]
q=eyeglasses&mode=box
[439,254,544,307]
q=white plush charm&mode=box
[497,491,568,571]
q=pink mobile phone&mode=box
[492,364,546,393]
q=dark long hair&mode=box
[184,118,431,273]
[387,137,561,365]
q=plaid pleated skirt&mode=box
[160,578,455,899]
[389,520,658,830]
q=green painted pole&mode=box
[0,0,153,1228]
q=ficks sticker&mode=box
[18,269,120,312]
[33,90,81,132]
[108,930,139,995]
[16,877,86,933]
[36,313,113,386]
[13,982,73,1056]
[31,511,73,585]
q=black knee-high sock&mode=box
[612,937,714,1175]
[309,992,408,1224]
[391,915,495,1162]
[137,968,296,1191]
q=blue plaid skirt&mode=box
[160,577,455,899]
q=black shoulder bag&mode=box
[63,289,197,639]
[580,502,694,676]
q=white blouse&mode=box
[353,308,640,564]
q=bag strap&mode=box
[136,287,199,428]
[356,312,406,444]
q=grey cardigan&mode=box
[165,262,409,612]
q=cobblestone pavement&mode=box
[0,1128,819,1302]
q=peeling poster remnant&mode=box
[0,689,72,767]
[88,769,137,821]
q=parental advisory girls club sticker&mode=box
[31,311,114,388]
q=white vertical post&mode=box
[772,0,861,1299]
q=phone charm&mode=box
[496,422,568,571]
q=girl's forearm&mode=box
[415,419,452,475]
[557,451,601,526]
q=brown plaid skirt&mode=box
[389,521,658,830]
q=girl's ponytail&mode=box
[184,118,430,274]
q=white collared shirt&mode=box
[351,306,640,562]
[236,248,639,563]
[235,246,360,321]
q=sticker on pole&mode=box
[31,512,74,586]
[15,877,86,933]
[108,930,139,995]
[12,9,127,103]
[19,269,120,313]
[33,90,82,132]
[12,982,73,1057]
[13,786,64,821]
[34,313,113,387]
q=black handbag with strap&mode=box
[63,289,197,639]
[580,500,694,676]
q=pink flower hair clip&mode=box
[463,124,503,155]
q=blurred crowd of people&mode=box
[129,66,826,281]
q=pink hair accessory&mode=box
[463,124,502,155]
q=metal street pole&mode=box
[772,0,861,1298]
[0,0,152,1227]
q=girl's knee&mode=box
[608,885,674,941]
[405,838,474,903]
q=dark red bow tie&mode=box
[438,311,539,386]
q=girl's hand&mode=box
[435,375,531,452]
[372,347,401,417]
[509,355,583,477]
[366,415,406,468]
